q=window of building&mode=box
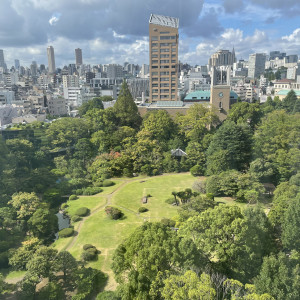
[152,89,158,93]
[160,95,169,99]
[152,60,158,64]
[152,77,158,81]
[160,72,169,75]
[160,54,169,58]
[152,49,158,52]
[160,83,169,87]
[171,78,176,81]
[171,48,176,52]
[160,31,170,34]
[171,54,176,57]
[171,89,175,93]
[171,43,176,46]
[171,72,176,75]
[171,60,176,63]
[160,60,169,63]
[152,54,158,58]
[160,36,176,40]
[171,83,176,87]
[152,66,158,69]
[151,36,158,41]
[160,66,169,69]
[160,43,170,47]
[152,43,158,47]
[152,72,158,75]
[171,95,175,99]
[161,49,169,52]
[152,95,158,99]
[160,89,169,93]
[152,83,158,87]
[160,77,169,81]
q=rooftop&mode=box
[276,89,300,96]
[149,14,179,28]
[184,90,238,101]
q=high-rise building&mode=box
[0,49,6,70]
[248,53,266,79]
[30,61,38,76]
[47,46,56,74]
[14,59,20,69]
[208,49,236,67]
[75,48,82,66]
[149,14,179,101]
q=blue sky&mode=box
[0,0,299,67]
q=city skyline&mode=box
[0,0,299,67]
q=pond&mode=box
[55,210,70,240]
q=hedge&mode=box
[71,215,81,222]
[59,228,74,238]
[102,180,115,187]
[138,207,148,213]
[75,207,90,217]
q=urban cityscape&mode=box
[0,0,300,299]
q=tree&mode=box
[175,103,219,143]
[281,195,300,251]
[53,251,77,283]
[78,97,104,116]
[206,121,252,175]
[141,110,176,149]
[282,90,298,113]
[46,118,89,149]
[113,80,142,129]
[228,102,263,129]
[8,192,41,220]
[179,205,272,281]
[161,271,216,300]
[112,222,201,299]
[254,252,300,300]
[26,246,58,280]
[254,110,300,182]
[28,208,58,241]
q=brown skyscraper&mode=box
[75,48,82,66]
[149,14,179,102]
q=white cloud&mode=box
[282,28,300,42]
[49,16,59,26]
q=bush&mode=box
[61,203,69,209]
[83,244,96,251]
[93,181,103,187]
[83,187,103,195]
[69,194,78,201]
[190,165,204,176]
[75,189,83,195]
[59,228,74,238]
[161,218,176,227]
[71,215,81,223]
[146,194,152,198]
[105,206,123,220]
[165,198,175,205]
[75,207,90,217]
[102,180,115,187]
[81,247,98,261]
[138,207,148,213]
[81,250,97,261]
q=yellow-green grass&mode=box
[112,173,196,220]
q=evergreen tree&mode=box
[113,80,142,129]
[282,90,297,113]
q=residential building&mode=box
[149,14,179,101]
[208,49,236,67]
[62,75,79,88]
[47,46,56,74]
[248,53,266,78]
[107,64,123,79]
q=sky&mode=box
[0,0,300,68]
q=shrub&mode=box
[75,207,90,217]
[105,206,123,220]
[71,215,81,223]
[81,250,97,261]
[75,189,83,195]
[83,244,96,251]
[161,218,176,227]
[102,180,115,187]
[146,194,152,198]
[61,203,68,209]
[59,228,74,238]
[165,198,175,205]
[190,165,204,176]
[93,181,103,187]
[82,187,103,195]
[69,195,78,201]
[138,207,148,213]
